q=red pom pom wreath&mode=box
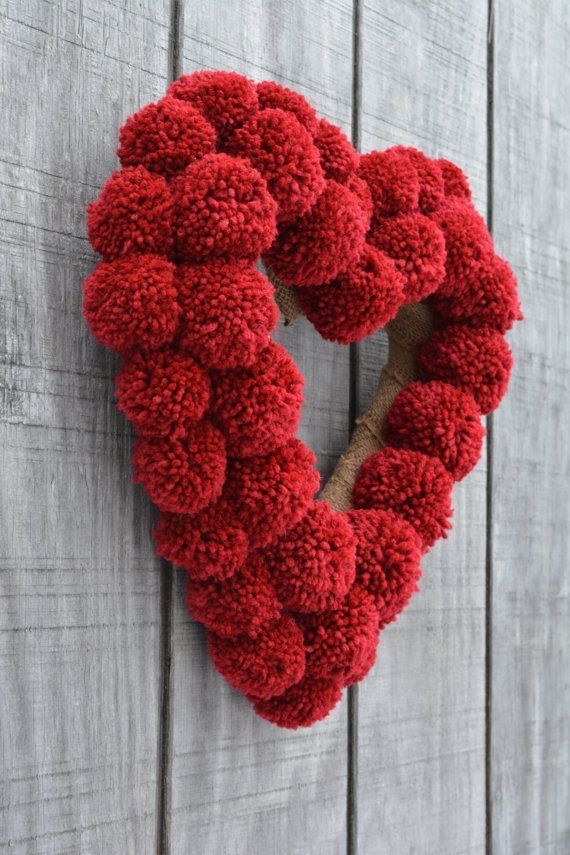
[208,616,306,699]
[88,166,173,259]
[224,439,320,548]
[176,260,278,369]
[168,70,258,140]
[132,421,226,514]
[154,500,247,581]
[210,340,304,457]
[256,80,319,134]
[115,349,210,437]
[385,381,485,481]
[314,119,359,182]
[173,153,277,262]
[357,149,420,222]
[369,213,446,302]
[117,97,216,176]
[297,244,404,344]
[226,108,325,223]
[187,555,281,639]
[85,71,521,728]
[264,502,356,613]
[250,675,343,729]
[347,509,422,627]
[418,324,513,414]
[264,179,367,286]
[83,254,179,356]
[353,447,453,549]
[301,585,379,685]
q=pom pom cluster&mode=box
[84,70,520,729]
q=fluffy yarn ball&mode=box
[357,149,420,223]
[264,179,367,286]
[430,198,494,299]
[210,340,304,457]
[154,499,248,581]
[387,146,445,214]
[176,260,278,369]
[314,119,359,182]
[369,213,446,302]
[168,70,258,140]
[353,447,453,549]
[249,674,343,729]
[256,80,319,134]
[186,555,281,639]
[132,420,226,514]
[83,254,179,356]
[88,166,173,259]
[418,324,513,415]
[115,349,210,436]
[117,96,216,176]
[264,502,356,613]
[297,244,405,344]
[301,585,380,686]
[436,158,472,200]
[224,439,320,548]
[226,108,325,223]
[173,153,277,262]
[208,616,306,699]
[347,508,422,627]
[385,380,485,481]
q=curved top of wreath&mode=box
[84,70,521,729]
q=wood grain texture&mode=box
[0,1,170,851]
[490,1,570,852]
[163,2,355,852]
[354,3,489,852]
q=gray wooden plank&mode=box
[490,1,570,852]
[165,2,355,852]
[0,1,170,851]
[355,3,489,852]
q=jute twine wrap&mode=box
[270,275,434,512]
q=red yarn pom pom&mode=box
[432,253,522,334]
[264,179,367,286]
[117,97,216,176]
[208,616,306,699]
[187,554,281,638]
[345,173,374,228]
[168,70,258,140]
[314,119,359,182]
[369,213,446,302]
[436,158,472,200]
[115,349,210,436]
[132,420,226,514]
[249,674,342,729]
[419,324,513,415]
[83,254,179,356]
[226,108,325,223]
[264,502,356,613]
[173,153,277,262]
[88,166,173,259]
[347,509,422,626]
[387,146,445,214]
[385,380,485,481]
[297,244,404,343]
[357,149,420,222]
[224,439,319,548]
[353,447,453,549]
[210,340,304,457]
[430,198,493,299]
[301,585,379,686]
[176,260,278,369]
[256,80,319,134]
[154,499,247,581]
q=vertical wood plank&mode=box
[354,3,489,852]
[490,1,570,851]
[164,2,355,852]
[0,1,170,851]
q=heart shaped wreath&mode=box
[84,71,521,729]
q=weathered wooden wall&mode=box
[0,1,568,853]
